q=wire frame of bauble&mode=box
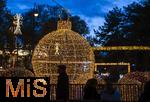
[32,20,95,84]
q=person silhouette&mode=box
[56,65,69,102]
[138,81,150,102]
[100,77,121,102]
[83,78,100,101]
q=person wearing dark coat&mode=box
[100,77,121,102]
[83,78,100,101]
[138,81,150,102]
[56,65,69,102]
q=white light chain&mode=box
[55,42,60,55]
[13,14,23,35]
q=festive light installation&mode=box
[118,72,150,101]
[3,69,34,77]
[13,14,23,35]
[93,46,150,51]
[0,68,6,76]
[32,20,95,84]
[95,62,131,73]
[93,46,150,73]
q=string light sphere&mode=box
[32,20,95,84]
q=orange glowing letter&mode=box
[33,79,47,97]
[6,79,24,97]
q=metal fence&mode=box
[50,84,144,102]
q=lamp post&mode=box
[32,11,39,33]
[32,3,39,48]
[33,3,39,16]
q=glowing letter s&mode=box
[33,79,47,97]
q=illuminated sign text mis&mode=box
[0,77,50,102]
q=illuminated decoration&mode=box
[12,49,30,56]
[0,50,3,55]
[32,20,94,84]
[3,69,34,77]
[119,72,149,84]
[0,68,6,76]
[93,46,150,51]
[95,62,131,73]
[118,72,150,101]
[4,50,11,55]
[13,14,23,35]
[54,43,60,55]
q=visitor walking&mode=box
[56,65,69,102]
[100,78,121,102]
[83,78,100,102]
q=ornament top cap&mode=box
[57,19,72,30]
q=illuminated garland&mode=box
[93,46,150,51]
[2,69,34,77]
[32,20,95,84]
[95,62,131,72]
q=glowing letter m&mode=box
[6,79,24,97]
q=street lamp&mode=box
[33,3,39,17]
[31,3,39,50]
[34,13,39,17]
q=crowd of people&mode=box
[56,64,150,102]
[83,78,121,102]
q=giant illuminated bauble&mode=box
[32,20,95,84]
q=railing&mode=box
[114,84,143,101]
[50,84,144,102]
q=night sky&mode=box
[6,0,139,35]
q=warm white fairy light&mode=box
[13,14,23,35]
[93,46,150,51]
[0,50,3,55]
[95,62,131,73]
[12,49,30,56]
[54,43,60,55]
[32,20,95,84]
